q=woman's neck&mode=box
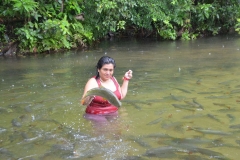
[100,77,110,83]
[99,77,116,91]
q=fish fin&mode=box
[80,98,85,105]
[186,126,194,131]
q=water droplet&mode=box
[42,83,46,87]
[31,115,35,121]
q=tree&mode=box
[0,0,92,54]
[0,0,240,55]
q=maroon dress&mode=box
[85,76,121,115]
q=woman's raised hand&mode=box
[124,70,133,80]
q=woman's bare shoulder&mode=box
[85,77,98,88]
[88,77,96,81]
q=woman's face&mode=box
[98,63,114,80]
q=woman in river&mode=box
[81,56,133,115]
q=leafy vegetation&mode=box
[0,0,240,54]
[236,18,240,34]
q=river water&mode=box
[0,34,240,159]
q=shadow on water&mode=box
[0,34,240,159]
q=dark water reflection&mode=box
[1,34,240,159]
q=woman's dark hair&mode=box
[96,56,116,79]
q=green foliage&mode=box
[236,19,240,34]
[191,1,239,36]
[15,14,92,52]
[0,24,7,41]
[0,0,92,53]
[12,0,38,17]
[0,0,240,54]
[83,0,138,38]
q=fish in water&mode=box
[205,95,230,99]
[175,88,191,93]
[231,89,240,94]
[127,135,151,148]
[236,140,240,145]
[229,124,240,129]
[206,114,223,124]
[213,103,230,109]
[147,117,162,125]
[172,104,195,111]
[127,102,142,110]
[188,127,231,136]
[170,94,183,101]
[227,114,235,123]
[192,98,204,110]
[11,118,22,127]
[82,87,121,107]
[184,100,200,108]
[192,147,227,159]
[143,146,178,158]
[144,133,172,139]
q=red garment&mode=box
[85,76,121,115]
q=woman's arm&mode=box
[120,70,133,99]
[81,78,98,105]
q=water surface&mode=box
[0,34,240,159]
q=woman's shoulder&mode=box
[85,77,98,89]
[88,77,97,83]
